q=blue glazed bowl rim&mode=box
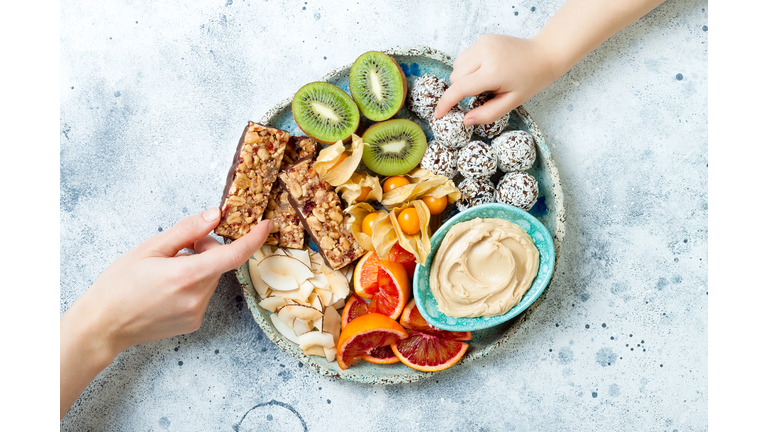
[413,203,556,331]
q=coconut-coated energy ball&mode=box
[420,140,458,178]
[496,171,539,211]
[457,141,497,180]
[467,93,510,138]
[430,106,474,149]
[407,75,449,120]
[491,130,536,172]
[457,178,496,212]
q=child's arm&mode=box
[435,0,667,125]
[60,209,270,419]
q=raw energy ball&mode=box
[457,178,496,211]
[407,75,449,120]
[420,140,458,178]
[457,141,497,180]
[430,106,474,149]
[467,93,510,138]
[496,171,539,211]
[491,130,536,172]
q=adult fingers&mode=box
[143,208,221,257]
[193,235,222,254]
[189,219,272,278]
[464,92,521,126]
[434,72,495,119]
[450,49,481,83]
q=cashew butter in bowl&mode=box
[413,203,556,332]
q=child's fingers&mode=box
[142,208,221,257]
[188,219,272,279]
[464,91,521,125]
[434,72,494,118]
[450,50,482,83]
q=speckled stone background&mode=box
[60,0,707,430]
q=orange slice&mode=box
[387,243,417,280]
[353,251,380,299]
[400,299,472,341]
[336,313,408,370]
[367,260,410,320]
[363,345,399,365]
[341,294,368,330]
[391,330,469,372]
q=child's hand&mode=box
[61,208,270,417]
[434,34,557,126]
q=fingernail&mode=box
[203,207,220,222]
[465,118,476,126]
[266,220,274,232]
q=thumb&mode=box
[144,208,221,257]
[464,92,520,126]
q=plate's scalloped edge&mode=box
[244,45,567,384]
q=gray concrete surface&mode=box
[60,0,707,430]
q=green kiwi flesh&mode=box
[349,51,407,122]
[361,119,427,176]
[292,82,360,144]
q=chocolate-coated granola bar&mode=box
[264,136,317,248]
[214,121,290,240]
[278,158,365,270]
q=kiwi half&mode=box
[361,119,427,176]
[349,51,407,122]
[292,82,360,144]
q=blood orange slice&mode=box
[387,243,417,279]
[353,251,380,299]
[336,313,408,370]
[341,294,368,329]
[363,345,399,364]
[391,330,469,372]
[400,299,472,341]
[367,260,410,320]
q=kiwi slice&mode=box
[349,51,407,122]
[292,82,360,144]
[362,119,427,176]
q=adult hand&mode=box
[61,208,271,418]
[434,34,557,126]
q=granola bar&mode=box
[264,136,318,248]
[214,121,290,240]
[278,158,365,270]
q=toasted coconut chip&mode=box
[298,331,336,350]
[310,292,324,311]
[248,259,270,298]
[336,172,383,206]
[308,251,324,272]
[303,345,326,357]
[308,272,330,290]
[323,347,337,362]
[270,313,299,344]
[277,304,324,325]
[323,306,342,344]
[315,287,334,307]
[312,317,324,331]
[390,200,432,265]
[321,266,350,299]
[272,248,287,256]
[286,248,312,268]
[331,297,346,310]
[313,134,364,187]
[259,255,314,289]
[259,296,289,312]
[345,202,377,251]
[380,168,461,209]
[371,210,399,262]
[293,318,311,337]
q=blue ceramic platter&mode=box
[413,203,556,332]
[234,46,566,384]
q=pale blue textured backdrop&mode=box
[60,0,707,430]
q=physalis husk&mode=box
[313,134,364,187]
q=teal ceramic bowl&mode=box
[413,203,556,332]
